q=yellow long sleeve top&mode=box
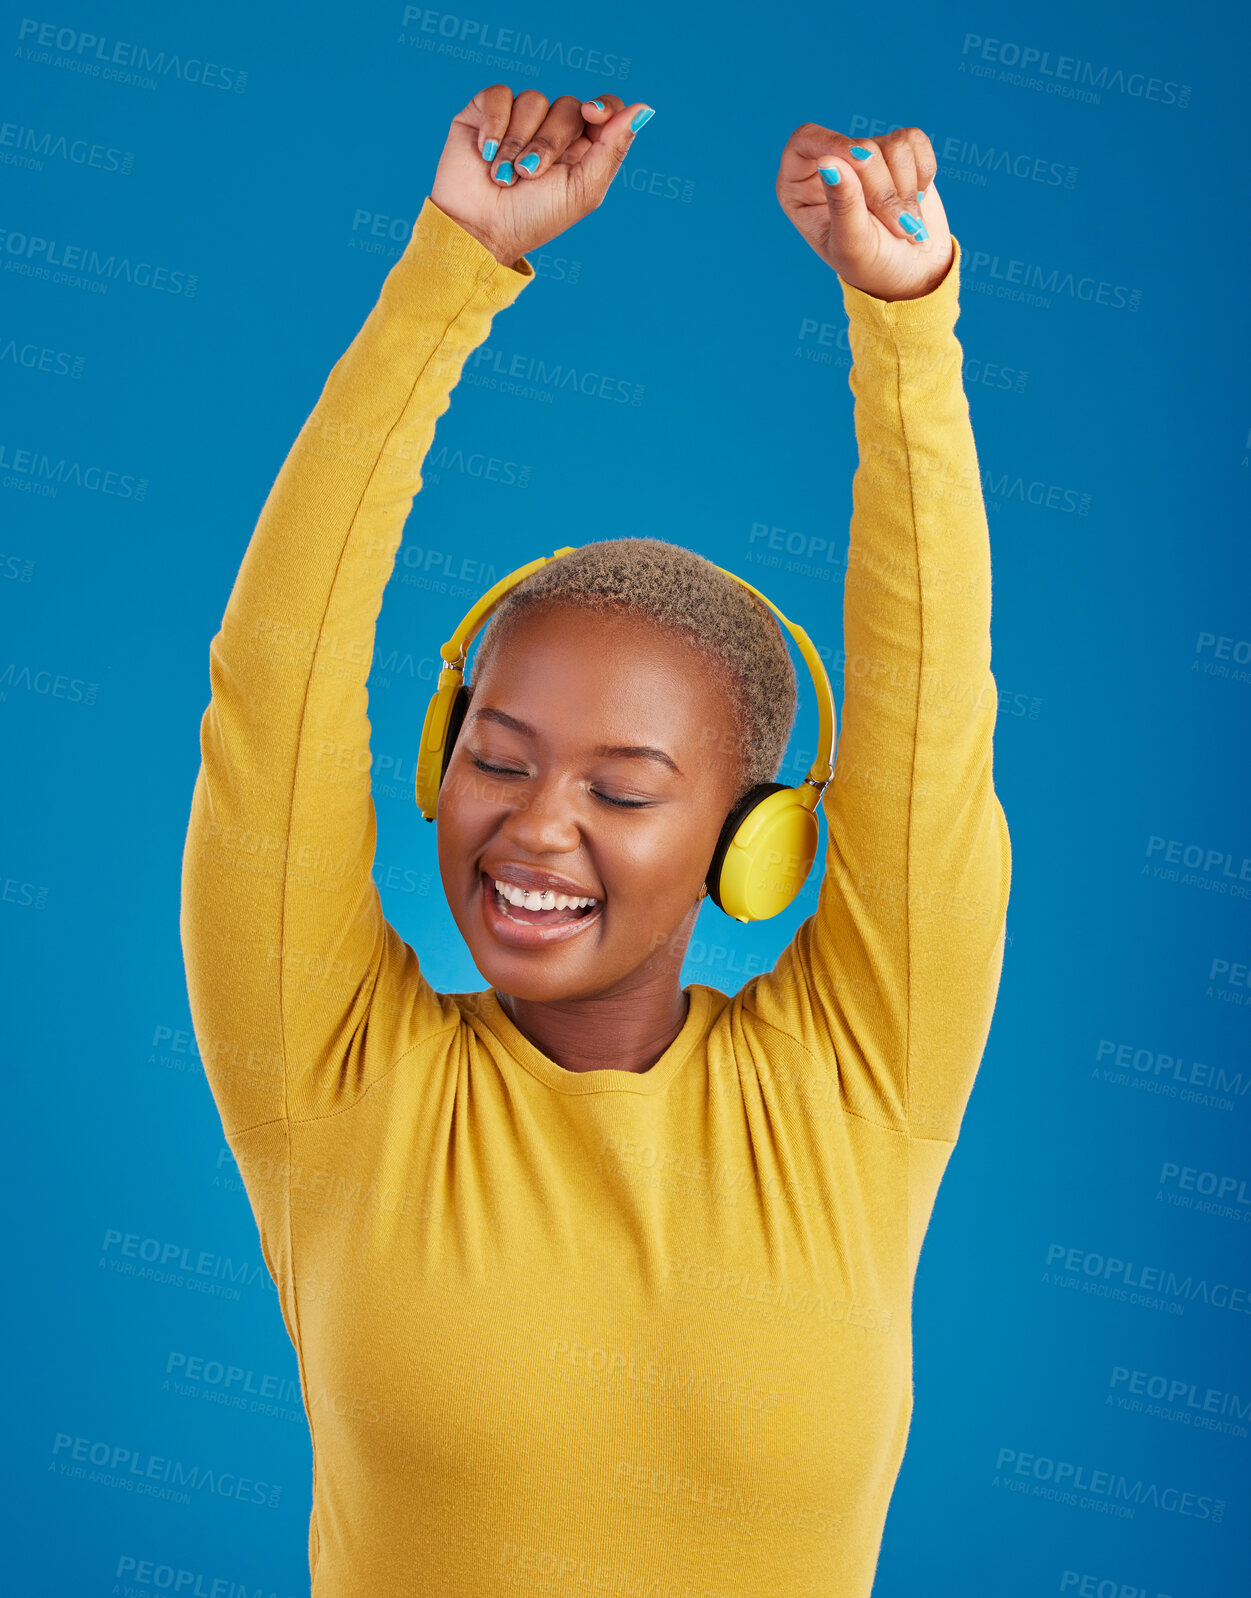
[181,196,1011,1597]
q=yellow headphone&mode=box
[414,546,836,923]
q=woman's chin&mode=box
[468,947,607,1005]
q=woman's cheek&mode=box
[443,764,506,833]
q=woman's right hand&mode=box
[430,85,655,268]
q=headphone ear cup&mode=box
[440,684,470,784]
[705,782,790,914]
[706,781,820,923]
[415,679,469,821]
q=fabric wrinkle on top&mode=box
[180,196,1011,1597]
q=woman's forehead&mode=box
[478,605,725,685]
[469,614,740,763]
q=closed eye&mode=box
[470,756,652,809]
[472,757,526,779]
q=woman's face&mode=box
[436,603,744,1003]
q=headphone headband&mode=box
[437,546,578,669]
[704,561,834,790]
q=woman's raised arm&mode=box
[179,199,533,1140]
[180,87,654,1141]
[744,126,1013,1144]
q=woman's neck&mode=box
[495,976,690,1075]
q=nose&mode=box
[497,771,582,855]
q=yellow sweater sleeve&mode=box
[742,235,1012,1143]
[180,199,534,1138]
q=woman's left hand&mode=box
[775,124,954,302]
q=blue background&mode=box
[3,1,1249,1592]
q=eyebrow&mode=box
[469,706,684,776]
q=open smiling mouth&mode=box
[479,872,604,948]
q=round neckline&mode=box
[468,985,714,1095]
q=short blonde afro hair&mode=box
[467,538,798,804]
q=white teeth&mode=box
[492,878,597,911]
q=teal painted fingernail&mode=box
[899,212,921,235]
[915,224,929,241]
[518,152,539,174]
[630,106,655,132]
[589,99,604,111]
[849,145,872,160]
[818,165,840,185]
[496,160,514,185]
[917,187,925,199]
[483,139,498,161]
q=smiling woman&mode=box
[180,82,1011,1598]
[434,550,801,1053]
